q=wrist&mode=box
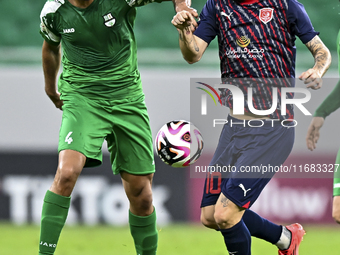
[45,87,58,97]
[173,1,187,12]
[178,27,192,41]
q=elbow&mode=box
[184,55,202,65]
[186,60,197,65]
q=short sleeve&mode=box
[193,0,218,44]
[287,0,319,44]
[125,0,162,7]
[39,1,62,45]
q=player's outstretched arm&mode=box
[306,116,324,151]
[299,35,331,90]
[171,11,208,64]
[42,41,63,110]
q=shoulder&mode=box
[40,0,65,18]
[204,0,216,11]
[40,0,65,44]
[201,0,217,17]
[286,0,306,12]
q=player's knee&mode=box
[213,208,239,229]
[56,165,80,189]
[213,209,228,226]
[129,187,153,213]
[138,193,153,211]
[200,215,216,229]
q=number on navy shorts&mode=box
[205,172,222,194]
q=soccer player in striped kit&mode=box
[172,0,331,254]
[306,30,340,224]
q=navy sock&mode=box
[242,209,282,244]
[220,220,251,255]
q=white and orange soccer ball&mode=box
[155,120,204,168]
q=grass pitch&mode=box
[1,223,340,255]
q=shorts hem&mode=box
[114,167,156,176]
[58,148,102,168]
[221,190,246,208]
[200,201,217,208]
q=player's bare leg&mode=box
[121,172,154,216]
[39,149,86,255]
[50,150,86,196]
[121,172,158,255]
[214,193,245,229]
[201,205,218,229]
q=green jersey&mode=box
[314,30,340,119]
[40,0,161,99]
[338,29,340,74]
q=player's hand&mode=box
[46,91,63,110]
[299,68,322,90]
[306,116,324,151]
[174,2,198,32]
[172,11,196,31]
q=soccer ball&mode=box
[155,120,204,168]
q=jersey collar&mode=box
[237,0,260,5]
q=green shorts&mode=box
[58,93,155,175]
[334,148,340,196]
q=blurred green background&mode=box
[0,0,339,68]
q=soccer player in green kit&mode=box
[38,0,197,254]
[306,30,340,223]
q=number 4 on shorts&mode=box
[65,131,73,144]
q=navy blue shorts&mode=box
[201,115,295,209]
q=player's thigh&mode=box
[209,123,234,165]
[200,124,234,209]
[221,122,295,208]
[201,172,230,229]
[59,94,111,167]
[107,94,155,175]
[201,171,224,206]
[200,124,234,224]
[214,192,245,227]
[57,149,87,175]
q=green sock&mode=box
[129,208,158,255]
[39,190,71,255]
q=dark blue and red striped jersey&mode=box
[194,0,319,119]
